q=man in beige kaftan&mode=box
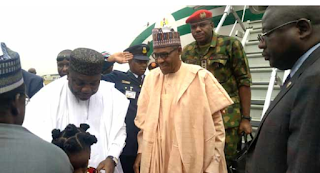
[134,27,233,173]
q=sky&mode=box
[0,2,183,75]
[1,1,315,75]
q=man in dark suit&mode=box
[102,44,149,173]
[22,70,43,98]
[0,42,73,173]
[246,6,320,173]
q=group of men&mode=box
[1,6,320,173]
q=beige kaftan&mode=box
[136,62,233,173]
[149,63,185,173]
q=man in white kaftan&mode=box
[23,48,131,173]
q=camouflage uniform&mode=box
[181,32,251,161]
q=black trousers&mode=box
[120,155,136,173]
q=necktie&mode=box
[138,75,142,83]
[282,74,291,89]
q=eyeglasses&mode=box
[152,48,177,60]
[257,20,301,42]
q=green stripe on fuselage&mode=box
[178,8,264,36]
[130,7,263,47]
[130,6,221,47]
[130,23,155,47]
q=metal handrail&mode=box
[283,70,291,84]
[241,28,251,46]
[215,5,232,34]
[230,7,246,32]
[229,20,238,36]
[261,68,277,119]
[241,5,247,22]
[261,69,291,120]
[229,5,247,36]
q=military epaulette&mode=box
[122,80,130,84]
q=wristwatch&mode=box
[241,115,252,121]
[107,156,118,166]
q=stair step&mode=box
[247,53,270,68]
[246,20,262,29]
[246,40,260,45]
[251,68,285,83]
[247,20,262,24]
[251,84,281,89]
[251,120,260,128]
[245,40,260,53]
[247,53,262,58]
[251,28,262,33]
[252,81,269,85]
[246,51,263,55]
[251,85,280,101]
[251,99,265,105]
[250,67,273,71]
[250,104,263,124]
[250,66,272,69]
[248,28,262,41]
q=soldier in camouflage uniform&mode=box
[181,9,253,167]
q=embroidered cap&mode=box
[152,26,181,49]
[69,48,104,75]
[0,42,24,94]
[186,9,213,23]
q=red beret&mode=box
[186,9,213,23]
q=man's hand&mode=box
[238,119,252,134]
[108,52,133,64]
[133,153,142,173]
[96,157,115,173]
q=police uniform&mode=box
[101,44,149,173]
[182,10,252,162]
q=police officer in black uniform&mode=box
[101,44,149,173]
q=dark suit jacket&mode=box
[22,70,44,98]
[102,70,143,156]
[246,46,320,173]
